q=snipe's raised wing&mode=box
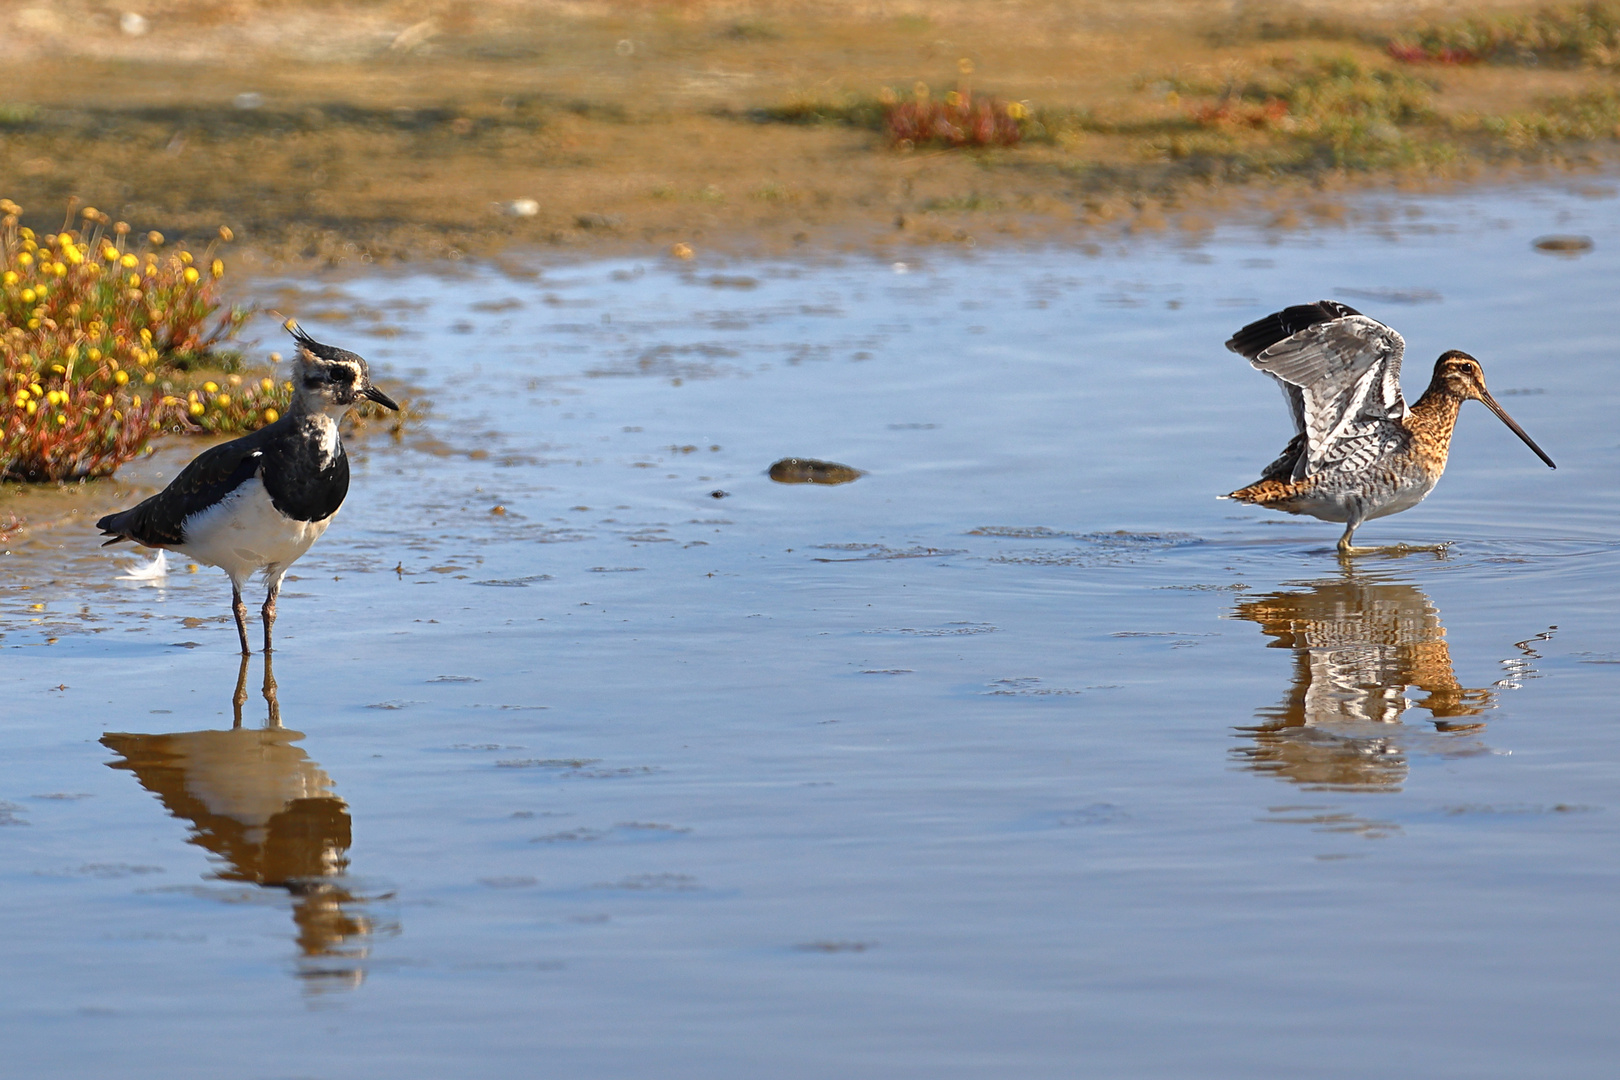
[1228,302,1408,478]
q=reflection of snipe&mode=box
[1231,573,1500,790]
[101,655,374,989]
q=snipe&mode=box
[1224,301,1555,555]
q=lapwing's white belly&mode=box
[178,477,333,585]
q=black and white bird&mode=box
[97,321,397,654]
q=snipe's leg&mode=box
[1339,522,1451,559]
[231,653,251,728]
[231,583,251,656]
[1336,523,1372,558]
[263,650,281,729]
[261,576,281,654]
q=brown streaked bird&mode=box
[1223,301,1556,555]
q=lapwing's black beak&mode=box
[363,384,399,411]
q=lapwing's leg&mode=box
[232,654,251,729]
[261,572,282,655]
[231,583,251,656]
[263,650,281,729]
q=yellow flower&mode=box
[211,259,224,278]
[104,394,114,406]
[57,414,68,426]
[132,395,142,408]
[16,252,32,266]
[1,271,15,285]
[103,247,119,262]
[127,273,140,287]
[52,262,65,277]
[89,348,102,361]
[215,394,231,407]
[187,390,199,403]
[184,267,200,283]
[261,377,275,392]
[179,251,193,265]
[218,226,234,242]
[34,283,46,297]
[120,253,137,269]
[264,407,279,423]
[203,381,218,393]
[140,328,152,343]
[143,371,156,384]
[147,231,164,246]
[189,401,205,416]
[25,401,36,414]
[115,370,129,385]
[20,288,34,303]
[29,383,42,395]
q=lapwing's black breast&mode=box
[1226,300,1363,360]
[261,418,350,523]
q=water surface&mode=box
[3,183,1619,1079]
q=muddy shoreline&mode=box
[5,1,1620,269]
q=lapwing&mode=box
[1223,301,1554,555]
[97,321,397,654]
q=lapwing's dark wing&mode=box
[96,423,281,547]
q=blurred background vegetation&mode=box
[1,0,1620,269]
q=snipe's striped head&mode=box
[1430,349,1555,469]
[283,319,398,413]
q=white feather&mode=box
[116,549,168,583]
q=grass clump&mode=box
[751,61,1029,150]
[1475,87,1620,146]
[1155,55,1444,171]
[1388,2,1620,67]
[0,198,272,482]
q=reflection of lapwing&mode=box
[1231,573,1499,790]
[101,655,374,987]
[1224,302,1555,555]
[96,321,397,654]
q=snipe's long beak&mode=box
[363,384,400,411]
[1479,389,1556,469]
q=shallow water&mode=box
[4,183,1620,1078]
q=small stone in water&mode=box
[768,458,863,485]
[1533,234,1594,254]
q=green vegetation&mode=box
[1389,1,1620,67]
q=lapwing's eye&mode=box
[334,368,356,385]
